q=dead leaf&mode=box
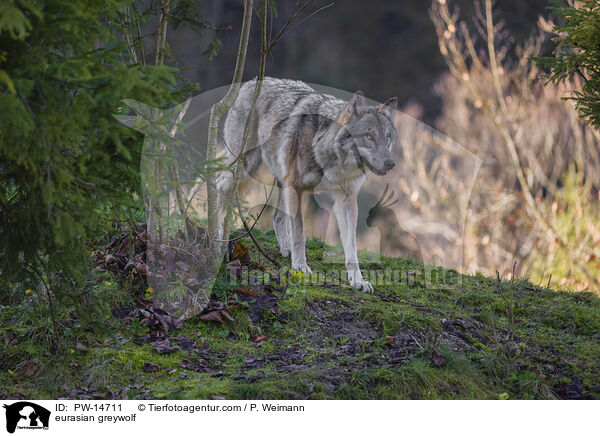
[170,336,197,351]
[229,242,250,264]
[243,356,265,368]
[178,356,213,372]
[384,336,394,345]
[4,330,17,346]
[143,362,162,372]
[116,234,131,257]
[14,359,37,376]
[234,373,262,383]
[135,262,148,275]
[233,288,259,296]
[138,230,148,242]
[76,342,87,351]
[152,338,179,354]
[431,351,447,367]
[199,310,224,324]
[220,310,234,322]
[252,335,268,343]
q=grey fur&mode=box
[217,77,398,292]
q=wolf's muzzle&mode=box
[384,159,395,171]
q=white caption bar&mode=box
[0,400,595,436]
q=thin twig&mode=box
[155,0,170,65]
[222,0,270,259]
[35,253,59,350]
[215,179,276,243]
[122,7,139,64]
[237,193,280,268]
[267,2,334,54]
[205,0,253,242]
[133,3,146,65]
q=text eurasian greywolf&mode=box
[217,77,398,292]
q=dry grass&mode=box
[418,0,600,292]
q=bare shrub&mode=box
[427,0,600,291]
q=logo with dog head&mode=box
[3,402,50,433]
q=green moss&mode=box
[2,229,600,399]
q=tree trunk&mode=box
[206,0,253,244]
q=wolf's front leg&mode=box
[282,188,312,274]
[272,207,292,258]
[332,191,373,292]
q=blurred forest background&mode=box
[177,0,549,122]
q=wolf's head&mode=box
[336,92,398,176]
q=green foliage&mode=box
[528,169,600,292]
[168,0,211,33]
[203,40,223,61]
[539,0,600,127]
[0,0,181,326]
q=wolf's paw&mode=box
[292,263,312,274]
[280,248,290,258]
[351,280,374,293]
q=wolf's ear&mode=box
[377,97,398,119]
[338,90,366,125]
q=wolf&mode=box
[217,77,398,292]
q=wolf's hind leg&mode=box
[215,143,262,239]
[278,187,311,273]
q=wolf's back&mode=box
[224,77,344,149]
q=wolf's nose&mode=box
[384,159,395,170]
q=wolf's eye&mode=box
[366,134,374,141]
[386,134,391,142]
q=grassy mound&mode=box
[2,230,599,400]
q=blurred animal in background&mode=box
[367,185,422,262]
